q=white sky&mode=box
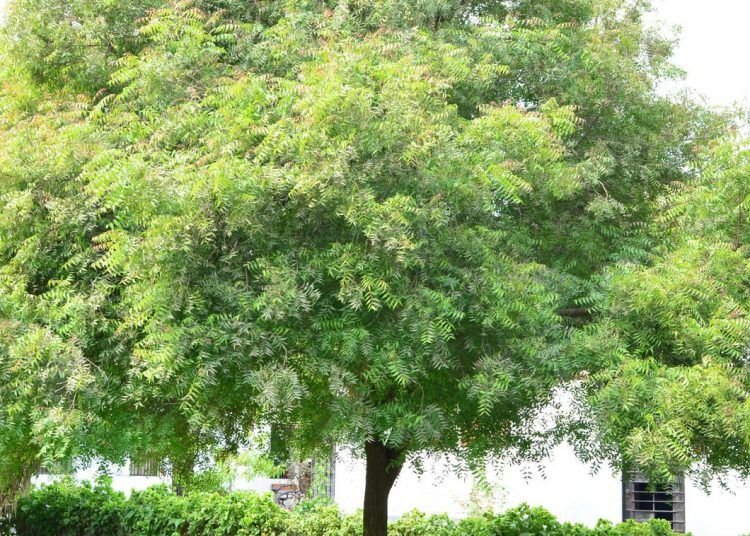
[655,0,750,106]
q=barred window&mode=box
[129,459,160,477]
[623,474,685,533]
[37,461,74,475]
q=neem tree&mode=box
[0,0,223,499]
[0,0,740,534]
[574,134,750,487]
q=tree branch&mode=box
[557,307,592,319]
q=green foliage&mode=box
[13,481,288,536]
[285,498,358,536]
[388,511,458,536]
[0,0,745,528]
[14,478,126,536]
[570,134,750,485]
[44,0,705,472]
[9,481,686,536]
[3,0,162,92]
[387,506,683,536]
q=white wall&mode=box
[32,446,750,535]
[335,444,750,536]
[684,478,750,536]
[334,444,620,523]
[32,463,166,496]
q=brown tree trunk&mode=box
[172,452,196,496]
[171,417,196,496]
[363,440,403,536]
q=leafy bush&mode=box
[13,480,286,536]
[14,478,126,536]
[9,481,688,536]
[284,497,351,536]
[183,491,287,536]
[390,511,457,536]
[121,485,187,536]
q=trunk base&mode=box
[363,440,403,536]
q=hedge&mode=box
[5,479,688,536]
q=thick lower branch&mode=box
[557,307,592,319]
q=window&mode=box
[622,474,685,533]
[37,461,74,475]
[311,449,336,500]
[129,458,160,477]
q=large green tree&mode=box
[0,0,743,534]
[571,133,750,487]
[0,3,229,497]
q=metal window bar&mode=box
[311,448,336,500]
[37,461,74,476]
[623,474,685,533]
[129,459,160,477]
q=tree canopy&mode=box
[0,0,748,534]
[574,134,750,487]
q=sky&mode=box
[655,0,750,106]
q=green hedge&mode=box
[7,479,688,536]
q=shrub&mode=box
[389,505,684,536]
[592,519,678,536]
[185,492,287,536]
[285,497,349,536]
[14,477,126,536]
[389,511,457,536]
[488,503,563,535]
[9,481,688,536]
[120,485,187,536]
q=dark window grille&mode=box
[623,474,685,533]
[129,459,160,477]
[311,449,336,500]
[37,461,74,475]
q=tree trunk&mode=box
[172,452,196,496]
[363,440,403,536]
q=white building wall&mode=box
[334,444,750,536]
[32,463,166,495]
[32,447,750,536]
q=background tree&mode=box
[571,132,750,487]
[0,0,741,535]
[0,13,233,500]
[4,0,161,92]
